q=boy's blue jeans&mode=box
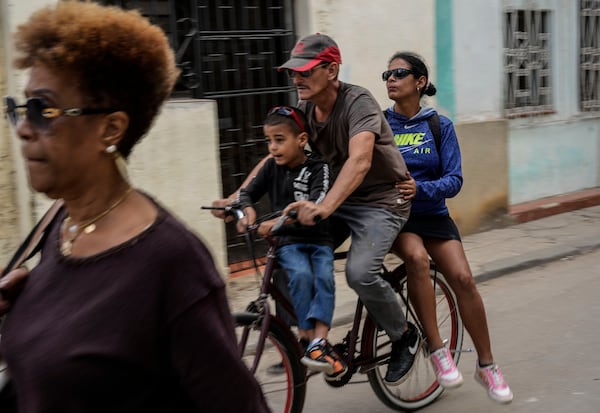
[275,243,335,331]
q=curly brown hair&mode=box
[13,1,180,158]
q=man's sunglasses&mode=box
[3,96,116,129]
[381,68,415,81]
[268,106,306,132]
[285,62,330,79]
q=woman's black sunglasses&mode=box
[3,96,116,129]
[382,68,414,81]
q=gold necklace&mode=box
[60,187,133,256]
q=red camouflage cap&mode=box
[278,33,342,72]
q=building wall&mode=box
[447,120,509,233]
[453,0,505,122]
[505,0,600,204]
[453,0,600,205]
[509,120,600,204]
[128,99,227,274]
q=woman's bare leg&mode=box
[426,239,493,364]
[393,233,445,351]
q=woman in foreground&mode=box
[0,2,268,411]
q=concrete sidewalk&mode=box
[225,204,600,327]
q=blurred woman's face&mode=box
[15,64,108,199]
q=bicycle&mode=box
[203,205,465,413]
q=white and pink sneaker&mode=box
[474,363,513,404]
[429,347,463,388]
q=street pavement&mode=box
[226,205,600,327]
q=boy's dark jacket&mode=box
[238,151,333,247]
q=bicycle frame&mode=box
[243,243,395,384]
[205,205,464,412]
[240,241,301,374]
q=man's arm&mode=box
[210,154,272,220]
[287,131,375,225]
[322,130,374,211]
[234,155,272,199]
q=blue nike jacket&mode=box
[384,107,463,216]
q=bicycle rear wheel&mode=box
[364,263,464,411]
[234,312,306,413]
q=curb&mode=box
[508,188,600,224]
[473,235,600,284]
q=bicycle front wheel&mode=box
[364,263,464,411]
[234,312,306,413]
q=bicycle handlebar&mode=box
[201,205,245,221]
[270,210,297,234]
[201,205,298,236]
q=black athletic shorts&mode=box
[400,214,462,241]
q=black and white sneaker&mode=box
[384,322,420,386]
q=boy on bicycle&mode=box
[235,106,347,379]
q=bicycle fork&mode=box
[237,293,271,375]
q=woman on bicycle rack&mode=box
[236,106,347,380]
[384,51,513,404]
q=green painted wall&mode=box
[435,0,455,119]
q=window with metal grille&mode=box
[504,9,553,117]
[95,0,297,264]
[580,0,600,112]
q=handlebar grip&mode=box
[270,214,289,234]
[271,210,299,233]
[231,209,245,221]
[201,205,244,220]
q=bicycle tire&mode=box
[364,262,464,411]
[233,312,306,413]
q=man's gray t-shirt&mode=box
[299,81,411,218]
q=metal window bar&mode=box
[95,0,298,263]
[580,0,600,112]
[504,9,553,117]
